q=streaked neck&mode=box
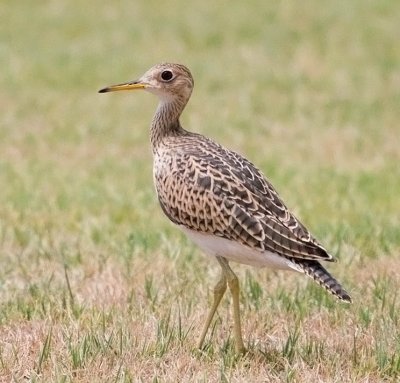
[150,97,187,151]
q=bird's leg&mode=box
[198,266,227,350]
[217,256,246,354]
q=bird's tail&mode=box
[294,259,352,302]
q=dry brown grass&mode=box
[1,246,399,382]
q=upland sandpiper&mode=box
[99,63,351,354]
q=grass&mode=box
[1,0,400,381]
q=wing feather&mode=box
[155,134,334,262]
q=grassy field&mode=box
[1,0,400,381]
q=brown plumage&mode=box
[99,63,351,353]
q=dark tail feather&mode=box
[294,259,352,303]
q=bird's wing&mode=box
[155,136,334,262]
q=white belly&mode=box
[180,226,302,272]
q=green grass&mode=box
[1,0,400,381]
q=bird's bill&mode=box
[98,81,146,93]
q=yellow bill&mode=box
[98,82,146,93]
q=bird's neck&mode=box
[150,98,187,151]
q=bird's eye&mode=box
[161,70,174,81]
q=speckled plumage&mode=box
[100,63,351,353]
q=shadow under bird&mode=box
[99,63,351,354]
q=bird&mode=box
[99,63,351,354]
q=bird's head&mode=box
[99,63,194,104]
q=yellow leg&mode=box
[198,269,227,349]
[217,257,246,354]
